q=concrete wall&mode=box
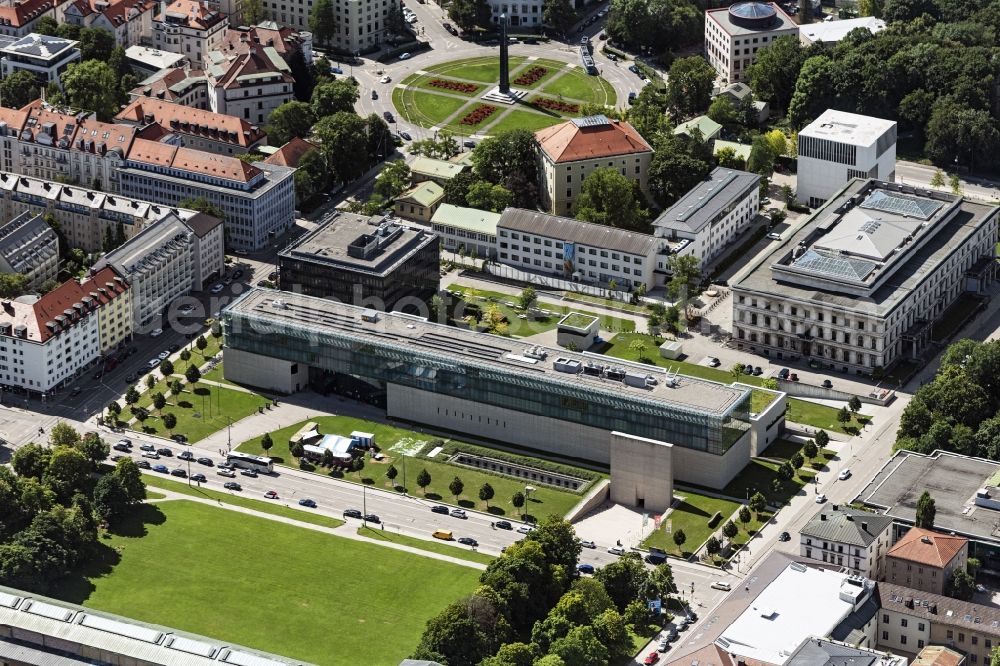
[777,379,895,406]
[565,479,611,523]
[734,382,787,457]
[609,432,673,513]
[223,348,306,394]
[671,432,751,487]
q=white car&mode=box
[838,468,852,480]
[177,303,195,314]
[399,52,412,60]
[767,232,782,241]
[607,545,625,555]
[380,75,392,84]
[657,638,670,653]
[141,451,160,459]
[210,283,225,294]
[150,328,163,337]
[710,581,731,591]
[815,493,828,504]
[217,468,236,477]
[139,443,156,451]
[517,524,534,534]
[580,539,596,549]
[157,350,170,360]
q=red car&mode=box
[644,652,659,665]
[264,490,279,499]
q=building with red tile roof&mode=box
[534,115,653,215]
[217,21,312,65]
[64,0,155,47]
[886,528,969,595]
[152,0,228,68]
[0,267,132,392]
[129,67,208,106]
[206,45,294,125]
[263,136,316,168]
[116,96,266,154]
[0,0,68,37]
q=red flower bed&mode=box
[514,66,548,86]
[460,104,498,126]
[533,97,580,114]
[428,78,478,94]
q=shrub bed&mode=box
[514,66,548,85]
[533,97,580,114]
[429,79,479,93]
[459,104,498,126]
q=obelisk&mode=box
[499,14,510,95]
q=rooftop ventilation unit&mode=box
[553,357,581,373]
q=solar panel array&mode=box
[861,190,942,220]
[792,248,878,281]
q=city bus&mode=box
[226,452,274,474]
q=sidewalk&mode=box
[148,488,486,570]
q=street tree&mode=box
[260,433,274,456]
[124,386,140,406]
[112,457,146,503]
[43,447,91,501]
[738,505,752,527]
[162,413,177,431]
[169,379,184,395]
[449,476,464,501]
[518,286,537,311]
[667,254,701,302]
[705,536,722,556]
[595,552,650,609]
[49,422,80,448]
[479,482,495,508]
[196,335,208,352]
[749,491,767,517]
[672,528,687,551]
[930,169,946,188]
[722,520,738,540]
[790,452,805,473]
[512,490,526,517]
[729,362,745,380]
[159,359,174,377]
[151,392,166,413]
[313,112,369,183]
[308,0,336,46]
[311,79,360,118]
[75,432,109,468]
[837,406,852,426]
[916,491,936,529]
[145,374,156,390]
[185,365,201,384]
[815,429,830,447]
[12,444,51,479]
[448,0,491,30]
[267,101,316,145]
[180,349,191,361]
[848,396,862,415]
[93,475,130,524]
[352,455,365,479]
[803,440,818,459]
[417,468,432,494]
[543,0,576,36]
[665,56,717,118]
[386,464,398,486]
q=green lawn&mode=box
[540,69,617,105]
[146,491,166,500]
[357,526,495,564]
[57,501,479,666]
[130,379,270,442]
[446,284,635,338]
[604,332,870,434]
[562,292,650,314]
[486,108,564,134]
[201,364,235,386]
[237,415,588,521]
[717,439,837,506]
[643,491,740,557]
[396,87,472,126]
[423,55,527,83]
[142,475,345,528]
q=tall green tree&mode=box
[466,180,513,213]
[313,112,369,183]
[61,60,120,120]
[416,468,431,494]
[243,0,268,23]
[916,491,936,528]
[0,71,39,110]
[373,160,411,200]
[267,101,316,145]
[79,28,115,62]
[471,129,538,208]
[594,552,649,610]
[665,56,717,118]
[309,0,337,46]
[574,168,650,232]
[34,15,59,35]
[666,254,701,301]
[746,36,808,112]
[311,79,360,118]
[448,0,491,30]
[543,0,576,35]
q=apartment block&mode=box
[886,528,969,596]
[0,211,57,288]
[704,1,797,83]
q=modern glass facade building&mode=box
[223,288,755,486]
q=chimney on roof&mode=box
[862,521,868,531]
[820,514,826,521]
[921,536,933,544]
[832,504,839,511]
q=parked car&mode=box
[298,498,317,508]
[450,509,467,519]
[111,454,124,462]
[150,328,164,337]
[463,140,476,148]
[140,442,156,451]
[178,303,195,314]
[156,447,172,456]
[495,520,513,530]
[628,64,639,74]
[644,652,660,665]
[343,509,363,519]
[153,464,168,473]
[365,513,381,523]
[330,66,344,74]
[580,539,596,549]
[431,505,449,514]
[646,547,667,565]
[607,545,625,555]
[178,450,194,461]
[778,367,790,379]
[628,91,636,104]
[753,366,763,376]
[232,269,244,280]
[457,537,478,546]
[113,442,131,452]
[142,451,160,459]
[790,372,799,381]
[711,581,732,591]
[708,357,721,367]
[190,473,207,482]
[371,90,378,100]
[657,638,670,653]
[815,493,827,504]
[136,460,151,469]
[767,232,782,241]
[517,524,534,534]
[399,52,412,60]
[264,490,279,499]
[778,531,791,542]
[172,434,188,443]
[577,563,595,574]
[839,468,852,480]
[224,482,242,491]
[171,468,186,477]
[443,21,456,33]
[217,468,236,477]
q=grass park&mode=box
[56,501,479,666]
[393,56,617,135]
[446,283,635,338]
[604,332,873,434]
[237,415,594,521]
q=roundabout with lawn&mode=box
[392,55,618,136]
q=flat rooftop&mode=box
[224,288,750,417]
[800,16,886,43]
[799,109,895,146]
[716,562,873,665]
[734,179,998,317]
[654,166,759,236]
[279,212,437,277]
[857,449,1000,543]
